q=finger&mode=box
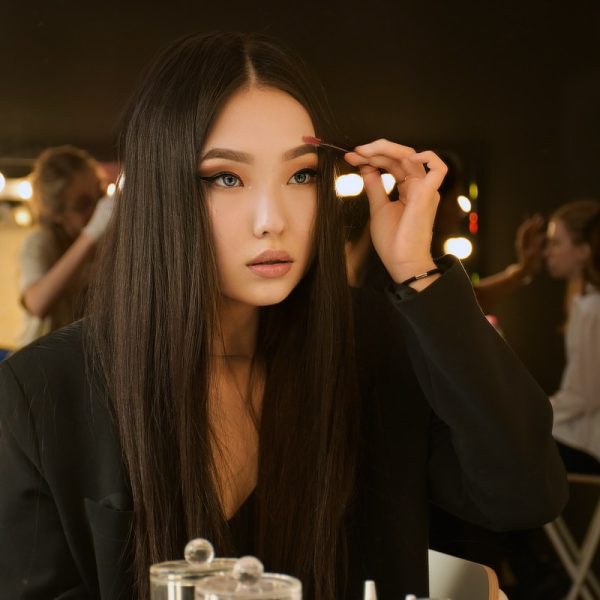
[344,151,371,167]
[354,139,417,162]
[359,165,390,213]
[407,151,448,190]
[346,153,425,185]
[354,139,424,179]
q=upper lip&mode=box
[248,250,293,265]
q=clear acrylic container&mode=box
[195,555,301,600]
[150,538,237,600]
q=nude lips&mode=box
[247,250,293,279]
[248,262,292,278]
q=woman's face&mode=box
[544,218,590,280]
[199,86,318,308]
[55,166,105,238]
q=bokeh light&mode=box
[14,205,33,227]
[16,180,33,200]
[457,195,472,213]
[443,236,473,259]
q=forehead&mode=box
[203,86,314,151]
[548,218,572,241]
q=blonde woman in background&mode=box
[18,146,114,347]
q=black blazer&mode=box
[0,258,568,599]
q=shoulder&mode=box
[0,321,90,458]
[2,319,86,386]
[571,289,600,324]
[19,227,62,278]
[579,288,600,311]
[20,226,59,255]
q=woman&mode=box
[545,199,600,472]
[0,32,567,599]
[18,145,114,346]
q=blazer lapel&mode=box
[84,495,134,600]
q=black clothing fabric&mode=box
[0,257,568,599]
[556,441,600,474]
[228,491,256,557]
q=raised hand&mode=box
[345,139,447,285]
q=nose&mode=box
[252,185,286,238]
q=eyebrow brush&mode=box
[302,135,352,155]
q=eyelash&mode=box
[198,168,319,188]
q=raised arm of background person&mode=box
[474,214,545,314]
[21,196,114,318]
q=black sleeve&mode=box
[386,256,569,531]
[0,361,90,599]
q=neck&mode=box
[215,299,259,359]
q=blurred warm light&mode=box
[117,173,125,190]
[469,181,479,201]
[443,236,473,259]
[0,172,5,193]
[107,183,116,196]
[381,173,396,194]
[14,205,33,227]
[335,173,399,198]
[468,212,479,234]
[457,195,472,213]
[16,180,32,200]
[335,173,363,197]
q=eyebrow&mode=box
[199,144,317,164]
[282,144,318,161]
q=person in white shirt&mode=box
[18,146,115,347]
[545,198,600,472]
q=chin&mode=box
[225,285,296,309]
[252,289,295,307]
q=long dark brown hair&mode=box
[87,31,359,599]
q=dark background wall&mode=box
[2,0,600,392]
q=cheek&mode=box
[290,192,317,239]
[66,213,86,232]
[295,210,317,259]
[208,206,233,257]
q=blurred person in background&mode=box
[18,145,114,347]
[545,199,600,473]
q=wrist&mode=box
[389,259,438,285]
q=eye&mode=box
[199,172,243,188]
[289,168,318,185]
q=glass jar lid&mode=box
[150,538,237,586]
[195,556,301,599]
